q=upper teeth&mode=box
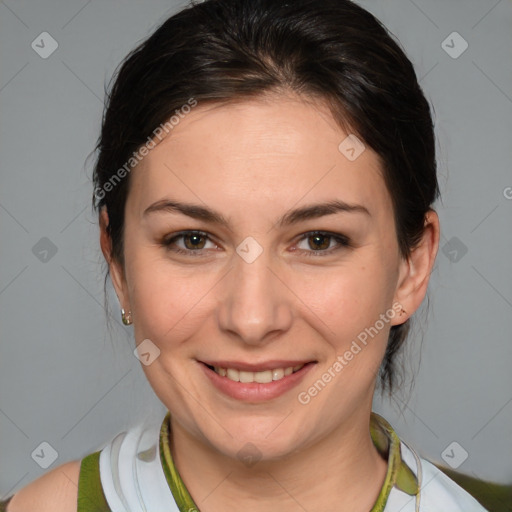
[213,365,304,383]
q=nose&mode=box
[216,244,294,346]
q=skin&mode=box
[99,93,439,512]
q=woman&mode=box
[2,0,490,510]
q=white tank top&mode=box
[95,412,488,511]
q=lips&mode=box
[199,360,317,402]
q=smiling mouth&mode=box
[205,364,306,383]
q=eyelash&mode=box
[161,230,351,258]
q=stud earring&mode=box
[399,308,407,317]
[121,308,132,326]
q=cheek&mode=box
[302,264,396,387]
[126,254,238,362]
[301,261,392,332]
[126,250,202,343]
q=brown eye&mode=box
[182,233,207,250]
[295,231,350,257]
[307,233,331,251]
[162,231,215,256]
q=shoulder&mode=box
[389,438,489,512]
[6,459,81,512]
[417,457,489,511]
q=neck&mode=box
[169,406,388,512]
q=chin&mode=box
[205,415,309,462]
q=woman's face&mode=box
[107,94,425,460]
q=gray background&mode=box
[1,0,511,499]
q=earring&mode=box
[399,308,407,317]
[121,308,132,326]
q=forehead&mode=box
[128,95,392,224]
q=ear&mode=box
[99,207,130,311]
[390,209,440,326]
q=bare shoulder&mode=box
[7,459,81,512]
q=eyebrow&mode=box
[143,198,370,227]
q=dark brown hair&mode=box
[92,0,440,394]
